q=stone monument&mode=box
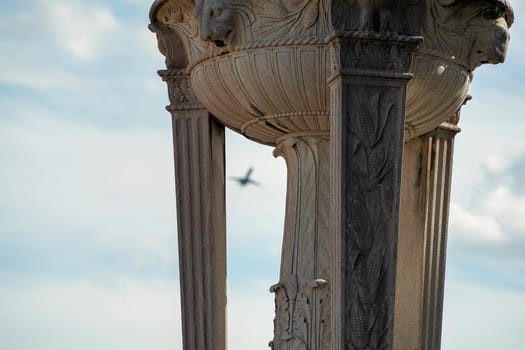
[148,0,513,349]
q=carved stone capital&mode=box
[329,32,422,81]
[159,70,205,112]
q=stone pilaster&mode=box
[160,68,227,350]
[271,133,331,350]
[329,32,422,350]
[395,118,460,350]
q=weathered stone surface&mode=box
[329,31,421,350]
[271,133,331,350]
[170,111,226,350]
[395,116,461,350]
[149,1,514,349]
[151,0,512,144]
[405,0,513,139]
[156,57,227,350]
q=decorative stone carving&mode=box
[159,69,203,111]
[151,0,513,143]
[422,0,513,70]
[151,0,513,144]
[191,45,330,145]
[270,134,331,350]
[345,90,400,349]
[330,0,424,34]
[253,0,331,40]
[150,4,227,350]
[404,0,513,139]
[194,0,255,47]
[150,1,213,68]
[194,0,235,46]
[357,0,395,32]
[329,35,418,347]
[149,1,514,350]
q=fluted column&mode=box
[271,133,331,350]
[394,118,460,350]
[160,69,227,350]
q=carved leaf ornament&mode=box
[344,89,398,350]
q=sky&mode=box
[0,0,524,349]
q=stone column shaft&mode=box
[162,70,227,350]
[395,121,459,350]
[271,133,331,350]
[420,126,456,350]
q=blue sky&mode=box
[0,0,524,349]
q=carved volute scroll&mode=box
[150,0,198,69]
[149,0,205,111]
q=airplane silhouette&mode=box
[229,167,260,187]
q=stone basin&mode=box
[405,51,471,138]
[191,44,470,145]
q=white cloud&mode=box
[3,275,523,350]
[0,66,78,90]
[448,148,525,265]
[229,285,275,349]
[0,278,182,350]
[0,117,280,350]
[0,0,164,92]
[40,0,119,60]
[448,11,525,259]
[0,114,178,272]
[449,202,505,243]
[0,275,278,350]
[442,281,525,349]
[451,96,525,201]
[483,186,525,233]
[225,130,287,250]
[0,2,523,349]
[482,154,510,174]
